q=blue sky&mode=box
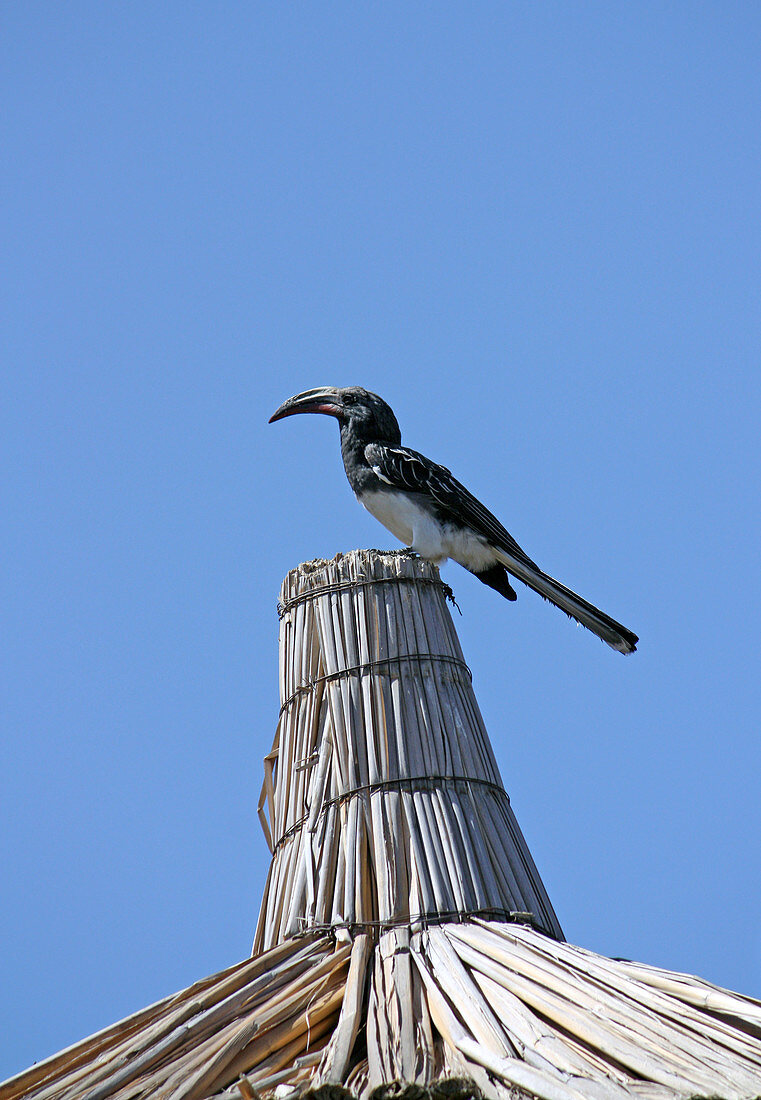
[2,1,761,1081]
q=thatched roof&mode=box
[5,919,761,1100]
[4,551,761,1100]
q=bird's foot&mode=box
[368,548,417,558]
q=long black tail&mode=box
[492,549,638,654]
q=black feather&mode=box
[473,564,518,601]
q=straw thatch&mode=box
[4,550,761,1100]
[255,549,561,952]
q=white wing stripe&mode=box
[371,465,394,485]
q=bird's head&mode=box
[269,386,401,444]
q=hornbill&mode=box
[269,386,638,654]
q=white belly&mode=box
[359,489,496,570]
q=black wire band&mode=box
[277,574,458,619]
[294,907,543,936]
[271,773,509,854]
[278,652,473,717]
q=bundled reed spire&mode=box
[4,549,761,1100]
[254,549,561,952]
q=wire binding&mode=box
[277,573,459,618]
[295,907,543,937]
[278,652,472,716]
[271,773,509,854]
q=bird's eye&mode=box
[343,393,356,405]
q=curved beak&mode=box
[268,387,345,424]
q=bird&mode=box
[269,386,638,654]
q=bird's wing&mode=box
[365,442,637,653]
[364,442,539,569]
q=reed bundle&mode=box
[4,550,761,1100]
[0,935,349,1100]
[254,550,562,952]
